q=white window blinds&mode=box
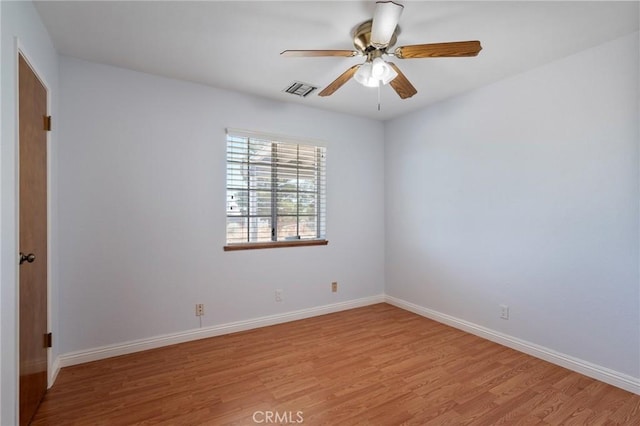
[226,129,327,245]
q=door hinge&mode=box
[44,115,52,131]
[45,332,52,348]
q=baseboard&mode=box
[385,295,640,395]
[49,355,61,389]
[54,293,640,395]
[57,294,385,370]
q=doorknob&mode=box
[19,252,36,265]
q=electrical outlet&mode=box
[195,304,204,317]
[500,304,509,320]
[275,289,283,302]
[331,282,338,293]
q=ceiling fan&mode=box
[281,1,482,100]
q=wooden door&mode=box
[18,53,49,426]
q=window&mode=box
[225,129,327,250]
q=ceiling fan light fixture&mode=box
[372,57,397,84]
[371,57,386,78]
[354,62,376,87]
[355,58,397,88]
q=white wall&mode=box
[385,32,639,379]
[1,1,59,424]
[57,56,385,354]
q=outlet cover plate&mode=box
[500,304,509,320]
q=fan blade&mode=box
[281,50,359,57]
[387,63,417,99]
[394,41,482,59]
[371,1,404,48]
[318,65,360,97]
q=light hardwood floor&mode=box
[33,304,640,425]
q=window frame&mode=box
[224,129,328,251]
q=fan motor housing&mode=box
[352,20,399,53]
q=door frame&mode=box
[14,38,54,421]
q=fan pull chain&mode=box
[377,81,381,111]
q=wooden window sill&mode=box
[224,240,328,251]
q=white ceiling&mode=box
[35,1,639,121]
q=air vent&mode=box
[283,81,317,97]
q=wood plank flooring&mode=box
[32,304,640,425]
